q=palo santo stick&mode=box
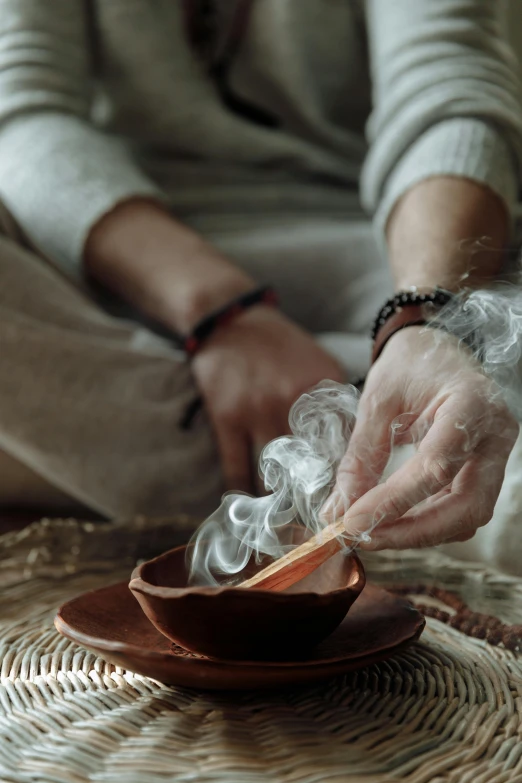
[240,520,347,592]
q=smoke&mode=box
[431,283,522,417]
[188,381,360,586]
[188,283,522,585]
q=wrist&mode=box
[182,284,279,356]
[85,198,257,334]
[371,287,454,363]
[176,270,257,334]
[387,178,508,294]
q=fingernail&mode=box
[343,513,374,536]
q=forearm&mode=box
[84,199,256,334]
[386,176,509,293]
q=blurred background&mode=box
[507,2,522,88]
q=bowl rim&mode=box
[129,541,366,601]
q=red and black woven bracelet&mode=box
[182,284,279,357]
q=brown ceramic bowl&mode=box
[129,539,366,661]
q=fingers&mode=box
[359,493,479,549]
[213,392,294,495]
[341,394,485,540]
[214,423,253,493]
[357,432,512,550]
[253,414,292,459]
[223,409,290,496]
[323,390,402,519]
[253,419,290,495]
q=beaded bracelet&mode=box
[371,288,453,340]
[182,284,278,357]
[371,288,454,363]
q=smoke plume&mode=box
[188,382,359,586]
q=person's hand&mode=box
[324,326,518,549]
[192,305,346,493]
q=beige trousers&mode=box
[0,208,391,518]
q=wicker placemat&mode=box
[1,518,522,783]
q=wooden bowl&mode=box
[129,539,366,661]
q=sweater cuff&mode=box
[0,114,165,277]
[372,118,519,250]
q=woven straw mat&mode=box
[1,516,522,783]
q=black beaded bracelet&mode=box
[371,287,454,341]
[182,284,278,357]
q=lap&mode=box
[0,208,387,516]
[0,219,221,519]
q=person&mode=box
[0,0,520,557]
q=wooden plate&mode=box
[55,582,424,690]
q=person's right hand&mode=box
[192,305,346,493]
[323,326,518,550]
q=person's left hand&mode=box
[323,325,519,549]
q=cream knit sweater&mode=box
[0,0,521,274]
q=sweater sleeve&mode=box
[361,0,522,239]
[0,0,164,273]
